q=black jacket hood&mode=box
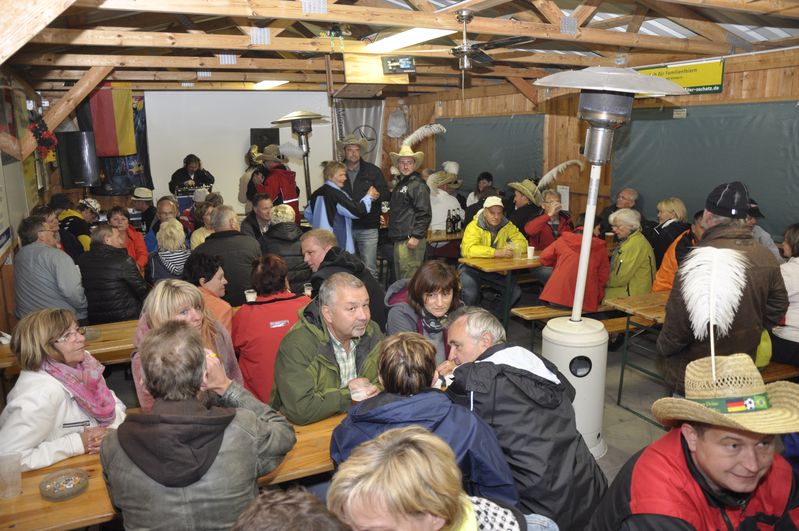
[117,399,235,488]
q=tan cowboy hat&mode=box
[652,354,799,434]
[256,144,287,164]
[336,134,368,153]
[427,171,456,195]
[508,178,539,205]
[389,144,424,170]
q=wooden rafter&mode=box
[572,0,604,26]
[20,65,112,159]
[70,0,732,54]
[506,76,538,105]
[531,0,563,24]
[13,52,549,78]
[650,0,799,19]
[587,14,636,30]
[435,0,514,14]
[0,0,78,65]
[636,0,732,43]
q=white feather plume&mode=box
[390,166,400,176]
[679,247,749,341]
[279,142,304,160]
[442,161,459,175]
[401,124,446,148]
[538,159,585,190]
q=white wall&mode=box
[144,91,333,212]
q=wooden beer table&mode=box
[0,413,346,530]
[459,255,541,329]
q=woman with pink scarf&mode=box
[0,309,126,471]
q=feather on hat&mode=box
[389,123,446,170]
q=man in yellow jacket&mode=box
[459,196,528,314]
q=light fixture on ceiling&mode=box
[254,80,289,90]
[534,66,687,460]
[365,28,456,53]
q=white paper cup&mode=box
[527,246,535,259]
[0,453,22,499]
[303,283,313,298]
[244,289,257,303]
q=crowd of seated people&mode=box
[5,150,799,530]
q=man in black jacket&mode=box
[388,145,431,280]
[77,224,149,324]
[193,205,261,307]
[339,135,390,279]
[300,228,387,331]
[241,193,272,250]
[442,306,607,530]
[263,204,311,294]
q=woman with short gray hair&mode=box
[605,208,656,300]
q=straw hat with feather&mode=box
[508,178,538,205]
[256,144,287,164]
[389,123,446,171]
[427,161,463,195]
[652,354,799,434]
[336,134,368,153]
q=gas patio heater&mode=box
[272,110,328,205]
[534,67,687,458]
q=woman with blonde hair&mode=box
[645,196,690,267]
[145,217,190,283]
[0,309,126,470]
[131,279,242,411]
[328,425,527,530]
[605,208,656,300]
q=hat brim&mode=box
[508,182,537,204]
[652,381,799,434]
[256,153,287,163]
[389,151,424,169]
[336,138,368,152]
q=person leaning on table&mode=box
[0,308,126,471]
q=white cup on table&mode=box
[244,289,257,303]
[527,246,536,259]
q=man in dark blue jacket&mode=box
[330,331,518,507]
[339,135,390,279]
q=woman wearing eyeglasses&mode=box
[0,309,126,471]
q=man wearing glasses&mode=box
[598,187,642,235]
[14,215,87,323]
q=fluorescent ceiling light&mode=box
[254,80,289,90]
[366,28,455,53]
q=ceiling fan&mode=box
[450,9,536,71]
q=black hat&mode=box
[48,193,72,211]
[748,198,765,219]
[705,181,750,219]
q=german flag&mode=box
[86,83,136,157]
[726,400,747,413]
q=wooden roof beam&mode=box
[646,0,799,19]
[71,0,732,54]
[636,0,733,43]
[20,65,112,159]
[506,76,538,105]
[587,14,635,30]
[0,0,78,66]
[14,52,548,77]
[530,0,563,24]
[571,0,603,26]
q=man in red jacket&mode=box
[591,353,799,530]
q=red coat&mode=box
[524,213,573,251]
[538,230,609,312]
[232,291,310,403]
[125,225,148,273]
[255,168,301,224]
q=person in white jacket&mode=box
[0,308,126,471]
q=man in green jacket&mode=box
[270,272,383,425]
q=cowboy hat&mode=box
[256,144,287,164]
[427,171,457,195]
[508,178,539,205]
[132,187,153,201]
[652,354,799,434]
[336,134,368,153]
[389,144,424,170]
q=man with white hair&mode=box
[262,203,311,294]
[442,307,607,530]
[192,205,261,307]
[598,187,641,235]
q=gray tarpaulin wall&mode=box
[611,101,799,239]
[435,114,544,193]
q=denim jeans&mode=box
[352,228,379,279]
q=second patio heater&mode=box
[272,111,328,206]
[535,67,687,458]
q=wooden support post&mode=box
[0,0,77,66]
